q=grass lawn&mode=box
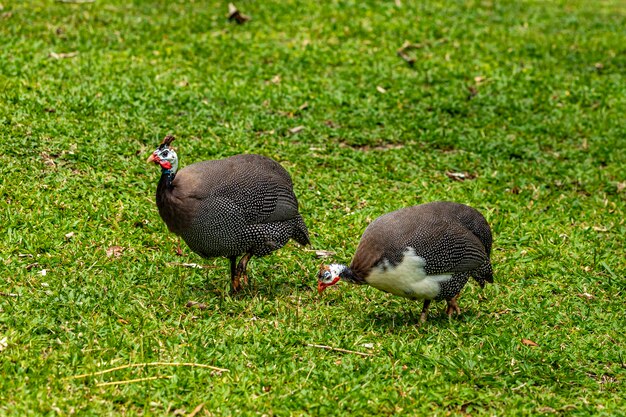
[1,0,625,415]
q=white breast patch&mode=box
[365,248,451,300]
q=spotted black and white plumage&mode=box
[317,201,493,323]
[148,135,310,292]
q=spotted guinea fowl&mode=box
[317,201,493,323]
[148,135,310,292]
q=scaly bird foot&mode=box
[445,296,461,317]
[418,299,432,325]
[230,276,243,294]
[235,253,252,289]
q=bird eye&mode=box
[161,150,169,157]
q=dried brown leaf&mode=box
[396,41,421,66]
[227,3,250,24]
[521,338,539,347]
[474,75,486,84]
[577,292,595,300]
[25,263,39,271]
[188,403,205,417]
[106,246,124,258]
[289,126,304,134]
[40,152,56,167]
[446,171,477,181]
[186,301,208,310]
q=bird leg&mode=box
[419,299,431,324]
[236,253,253,287]
[445,295,461,317]
[229,256,242,293]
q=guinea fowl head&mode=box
[317,264,345,294]
[147,135,178,173]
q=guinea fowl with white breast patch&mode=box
[317,201,493,323]
[148,135,310,293]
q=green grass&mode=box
[1,0,625,415]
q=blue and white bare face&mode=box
[147,146,178,173]
[317,263,346,294]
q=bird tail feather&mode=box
[472,261,493,287]
[291,216,310,246]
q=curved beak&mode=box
[147,153,158,164]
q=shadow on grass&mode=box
[360,304,481,331]
[185,274,316,301]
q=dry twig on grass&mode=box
[303,249,336,258]
[49,51,79,59]
[305,343,373,357]
[167,262,218,269]
[64,362,229,380]
[0,292,18,297]
[96,375,172,387]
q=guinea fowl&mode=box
[317,201,493,323]
[148,135,310,292]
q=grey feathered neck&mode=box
[161,169,175,189]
